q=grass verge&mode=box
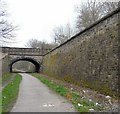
[1,73,22,112]
[32,73,103,112]
[0,92,1,114]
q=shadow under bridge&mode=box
[9,57,41,73]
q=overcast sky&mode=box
[3,0,82,47]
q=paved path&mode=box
[11,73,76,112]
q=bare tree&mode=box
[64,23,75,38]
[0,0,17,45]
[75,0,118,31]
[101,2,118,14]
[25,39,41,48]
[53,26,67,45]
[25,38,56,50]
[52,24,73,45]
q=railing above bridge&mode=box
[1,47,51,56]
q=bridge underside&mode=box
[10,57,41,73]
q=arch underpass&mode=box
[10,57,41,73]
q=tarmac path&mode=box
[11,73,76,112]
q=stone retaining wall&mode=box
[0,52,10,76]
[42,8,119,97]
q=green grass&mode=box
[0,92,2,114]
[1,73,22,112]
[0,77,1,85]
[32,73,103,112]
[0,73,15,113]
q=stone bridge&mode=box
[1,47,51,72]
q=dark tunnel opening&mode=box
[10,57,40,73]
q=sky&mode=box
[4,0,82,47]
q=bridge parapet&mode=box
[1,47,51,55]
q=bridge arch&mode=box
[10,57,40,73]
